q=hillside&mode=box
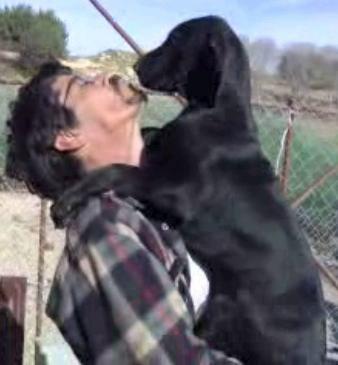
[62,49,138,79]
[0,49,138,83]
[0,49,337,121]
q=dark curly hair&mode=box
[5,61,85,200]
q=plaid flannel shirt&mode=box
[47,188,242,364]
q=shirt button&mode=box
[161,223,169,231]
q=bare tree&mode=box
[278,43,338,93]
[318,46,338,62]
[278,50,308,93]
[248,38,278,74]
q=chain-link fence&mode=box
[1,82,338,363]
[256,103,338,247]
[255,99,338,354]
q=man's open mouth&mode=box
[109,74,177,98]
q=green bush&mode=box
[0,5,34,51]
[0,5,68,70]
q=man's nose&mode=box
[108,74,122,87]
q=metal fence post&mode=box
[34,199,47,362]
[280,100,295,195]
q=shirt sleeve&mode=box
[47,212,241,365]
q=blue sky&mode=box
[2,0,338,56]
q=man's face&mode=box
[49,72,146,169]
[51,73,145,135]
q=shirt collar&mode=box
[51,164,140,228]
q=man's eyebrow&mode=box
[63,76,77,106]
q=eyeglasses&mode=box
[63,74,96,106]
[73,74,96,86]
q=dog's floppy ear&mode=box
[208,23,252,112]
[183,37,222,108]
[206,19,256,131]
[183,17,251,110]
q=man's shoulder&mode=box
[52,192,146,291]
[67,191,144,244]
[50,164,140,228]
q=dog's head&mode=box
[135,16,251,109]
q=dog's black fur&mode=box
[52,16,326,364]
[133,17,326,364]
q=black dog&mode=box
[135,16,326,364]
[52,16,326,364]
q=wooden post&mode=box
[0,277,27,365]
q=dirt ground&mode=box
[0,191,78,364]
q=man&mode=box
[6,61,241,364]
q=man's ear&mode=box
[54,129,84,152]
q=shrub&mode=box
[0,5,68,70]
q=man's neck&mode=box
[81,123,144,171]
